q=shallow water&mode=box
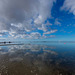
[0,43,75,75]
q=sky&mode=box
[0,0,75,41]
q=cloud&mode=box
[0,32,7,36]
[0,0,56,39]
[10,32,41,39]
[43,30,58,35]
[28,32,41,39]
[54,18,61,26]
[61,0,75,15]
[34,0,56,25]
[38,21,52,32]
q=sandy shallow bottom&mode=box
[0,43,75,75]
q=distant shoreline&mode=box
[0,43,24,46]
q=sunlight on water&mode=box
[0,43,75,75]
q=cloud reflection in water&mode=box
[0,44,75,75]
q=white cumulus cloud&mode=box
[0,0,56,39]
[61,0,75,15]
[43,30,58,35]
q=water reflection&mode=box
[0,44,75,75]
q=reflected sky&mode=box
[0,43,75,75]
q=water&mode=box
[0,42,75,75]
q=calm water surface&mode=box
[0,43,75,75]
